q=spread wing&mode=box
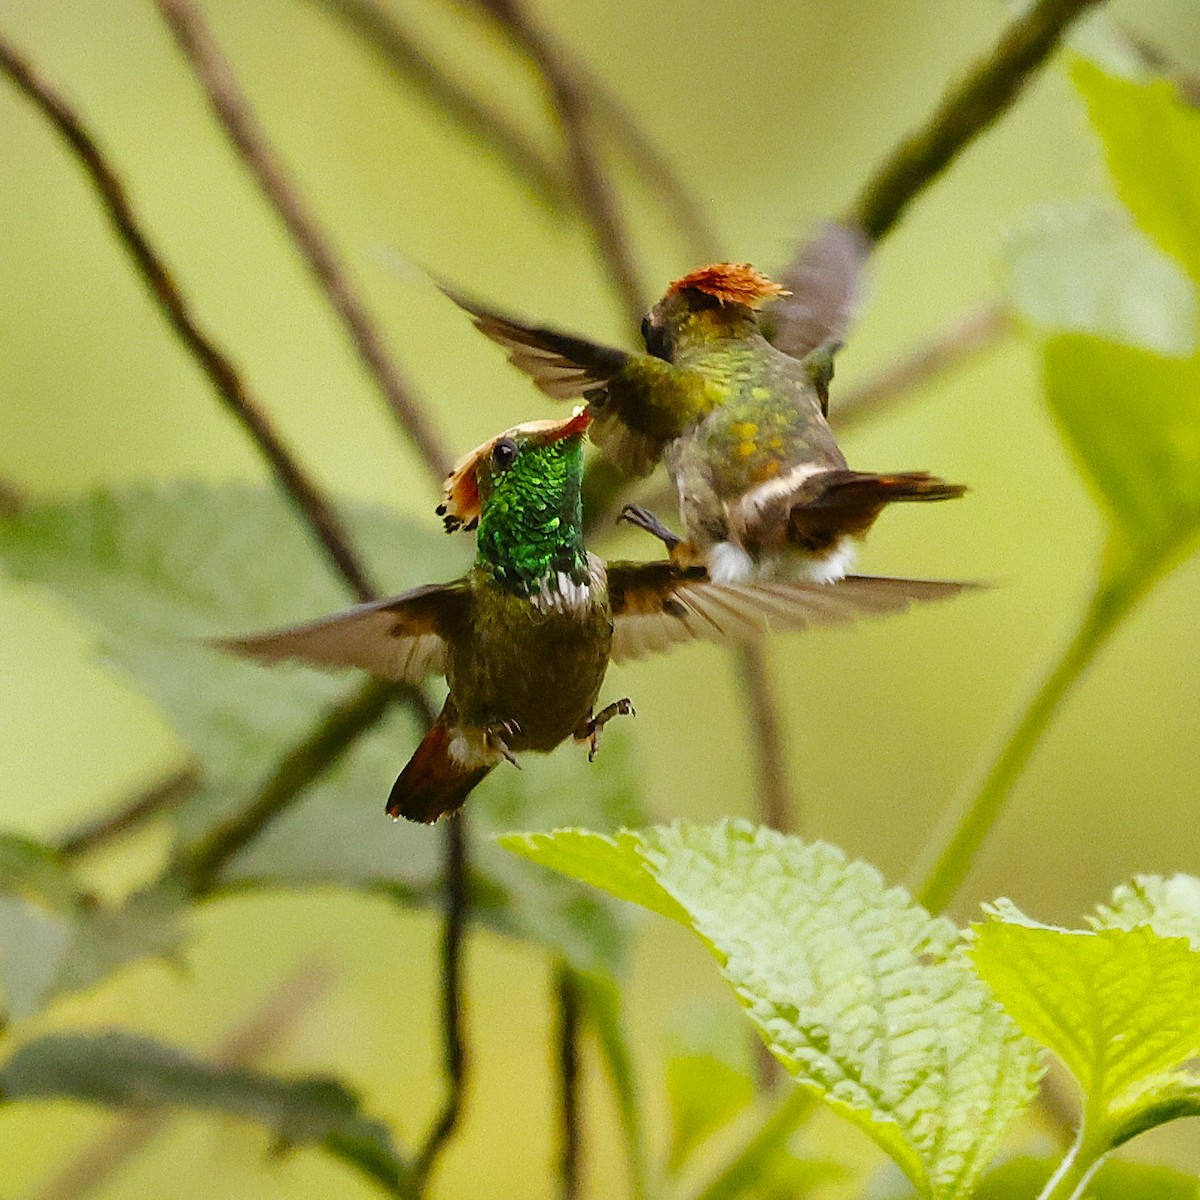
[761,221,870,361]
[211,582,470,683]
[607,565,972,662]
[442,284,704,477]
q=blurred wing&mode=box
[212,582,470,683]
[442,284,701,476]
[608,566,972,663]
[763,221,870,360]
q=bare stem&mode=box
[154,0,453,485]
[58,763,202,862]
[176,677,401,895]
[554,965,583,1200]
[733,642,797,835]
[305,0,567,211]
[834,304,1013,431]
[0,33,378,602]
[846,0,1107,242]
[414,813,470,1185]
[0,478,23,517]
[472,0,649,329]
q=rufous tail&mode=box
[788,469,965,550]
[387,720,495,824]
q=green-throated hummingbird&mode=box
[442,261,965,585]
[219,410,967,822]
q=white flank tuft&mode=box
[708,541,756,583]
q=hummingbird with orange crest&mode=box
[218,409,967,822]
[442,253,965,586]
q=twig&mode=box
[834,303,1013,431]
[304,0,567,211]
[176,678,401,895]
[554,965,583,1200]
[586,84,721,266]
[845,0,1106,242]
[733,643,796,836]
[30,960,336,1200]
[472,0,649,328]
[414,813,470,1185]
[1117,24,1200,108]
[153,0,453,486]
[57,763,202,862]
[0,478,23,517]
[0,34,378,603]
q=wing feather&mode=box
[608,567,972,663]
[212,582,469,684]
[442,283,709,476]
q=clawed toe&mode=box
[485,718,522,768]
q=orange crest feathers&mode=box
[436,408,592,533]
[666,262,789,308]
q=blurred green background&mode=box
[1,0,1198,1194]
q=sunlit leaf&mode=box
[1005,202,1195,355]
[973,902,1200,1150]
[1073,59,1200,285]
[1092,872,1200,946]
[0,1031,414,1196]
[1042,335,1200,560]
[504,820,1043,1199]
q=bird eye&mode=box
[491,438,518,472]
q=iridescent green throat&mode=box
[475,439,588,595]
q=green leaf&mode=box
[972,906,1200,1149]
[1092,872,1200,946]
[1005,202,1196,355]
[0,1031,415,1197]
[664,1000,755,1174]
[1073,59,1200,285]
[973,1155,1200,1200]
[571,968,647,1200]
[1042,335,1200,561]
[0,835,183,1019]
[0,486,645,977]
[504,820,1043,1200]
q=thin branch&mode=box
[472,0,649,328]
[586,84,722,266]
[0,34,378,602]
[733,643,797,836]
[554,964,583,1200]
[0,478,23,517]
[304,0,567,211]
[30,960,336,1200]
[834,303,1013,431]
[176,677,401,895]
[58,763,202,862]
[153,0,453,485]
[414,813,470,1185]
[845,0,1106,242]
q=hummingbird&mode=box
[442,260,965,584]
[217,409,968,822]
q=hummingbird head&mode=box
[640,262,789,360]
[437,408,593,593]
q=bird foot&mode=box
[619,504,681,551]
[485,718,521,768]
[578,698,635,762]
